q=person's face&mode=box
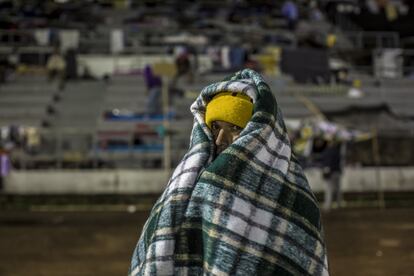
[211,121,243,156]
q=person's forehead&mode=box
[213,121,241,129]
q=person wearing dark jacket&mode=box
[321,138,343,211]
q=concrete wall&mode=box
[305,167,414,192]
[5,169,168,194]
[4,167,414,194]
[78,54,213,78]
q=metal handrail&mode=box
[344,31,400,49]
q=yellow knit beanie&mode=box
[205,92,254,129]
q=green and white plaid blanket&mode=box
[130,69,329,275]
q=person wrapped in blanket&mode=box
[129,69,329,275]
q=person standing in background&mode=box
[172,46,193,86]
[46,47,66,90]
[321,137,344,211]
[0,145,11,192]
[282,0,299,30]
[143,65,163,115]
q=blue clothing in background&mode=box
[229,47,246,69]
[282,1,298,21]
[143,65,162,90]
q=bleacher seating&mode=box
[1,0,414,169]
[0,75,53,127]
[46,81,106,129]
[2,69,414,168]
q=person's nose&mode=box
[215,129,226,146]
[215,129,239,146]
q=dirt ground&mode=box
[0,208,413,276]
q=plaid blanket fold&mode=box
[130,69,329,276]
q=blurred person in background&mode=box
[143,65,163,115]
[321,136,344,211]
[172,46,194,87]
[0,144,11,192]
[143,64,184,117]
[347,79,364,98]
[24,127,41,155]
[129,69,329,275]
[308,0,324,22]
[64,48,78,81]
[282,0,299,30]
[0,57,15,85]
[46,47,66,90]
[0,59,8,84]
